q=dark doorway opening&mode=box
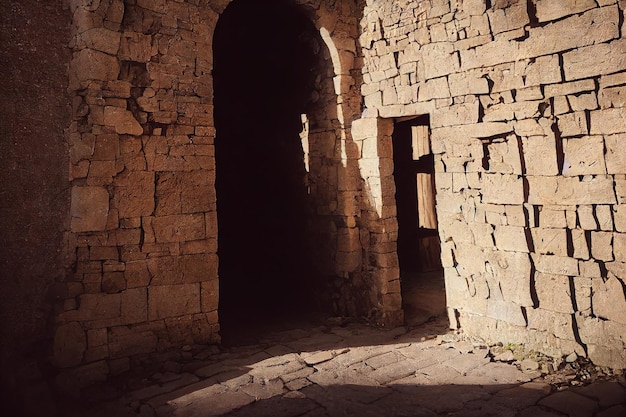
[391,116,446,326]
[213,0,322,342]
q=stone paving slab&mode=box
[64,317,626,417]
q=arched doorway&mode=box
[213,0,325,340]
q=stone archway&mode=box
[213,0,327,336]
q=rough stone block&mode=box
[521,136,559,176]
[463,0,487,16]
[558,112,588,137]
[148,284,201,320]
[592,276,626,324]
[488,2,529,35]
[432,100,480,128]
[121,288,147,324]
[591,231,614,261]
[577,205,597,230]
[483,136,523,174]
[482,174,525,204]
[152,214,205,243]
[108,326,158,359]
[598,85,626,109]
[102,271,126,294]
[531,228,568,256]
[523,5,619,58]
[200,280,219,312]
[59,293,121,323]
[590,108,626,135]
[76,27,121,55]
[565,36,626,80]
[448,71,490,96]
[538,208,566,228]
[53,322,87,368]
[615,206,626,232]
[572,228,590,260]
[567,92,598,112]
[604,134,626,174]
[614,233,626,263]
[115,174,154,218]
[527,176,616,205]
[125,260,151,288]
[486,300,527,327]
[483,250,533,307]
[421,42,459,79]
[563,136,607,176]
[534,272,574,314]
[505,205,527,227]
[535,0,597,23]
[418,76,450,101]
[69,49,120,89]
[596,205,614,231]
[493,225,529,252]
[545,79,595,98]
[526,309,575,340]
[71,186,110,232]
[532,253,579,276]
[104,106,144,136]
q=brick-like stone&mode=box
[591,231,614,261]
[482,174,525,204]
[115,171,155,218]
[521,136,559,176]
[104,106,144,136]
[531,228,568,256]
[71,186,110,232]
[590,108,626,135]
[535,0,597,23]
[148,284,201,320]
[152,214,205,243]
[53,322,87,368]
[527,176,616,205]
[535,272,573,314]
[493,225,529,252]
[121,288,147,324]
[592,276,626,324]
[532,253,579,276]
[562,136,607,176]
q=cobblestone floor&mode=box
[62,315,626,417]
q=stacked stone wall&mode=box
[58,0,370,383]
[358,0,626,368]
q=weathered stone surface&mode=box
[482,174,525,205]
[535,0,597,23]
[53,322,87,368]
[75,28,121,55]
[493,225,528,252]
[534,273,574,314]
[69,48,120,89]
[152,214,205,243]
[563,136,607,176]
[531,228,568,256]
[527,176,616,205]
[71,186,110,232]
[148,284,201,320]
[590,108,626,135]
[565,36,626,80]
[115,171,155,218]
[103,106,144,136]
[593,275,626,325]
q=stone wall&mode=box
[358,0,626,368]
[58,0,381,383]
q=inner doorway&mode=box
[213,0,323,341]
[391,116,446,326]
